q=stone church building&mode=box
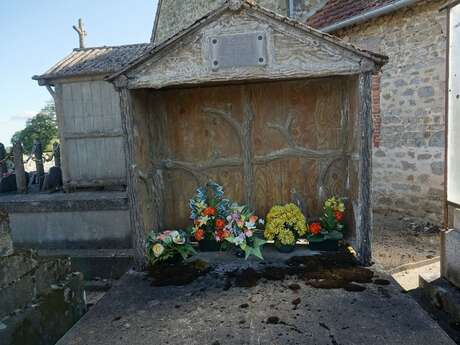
[34,0,448,224]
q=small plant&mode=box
[264,203,307,246]
[189,181,230,243]
[224,203,266,259]
[307,196,345,243]
[146,230,196,265]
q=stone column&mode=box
[0,211,13,257]
[441,208,460,288]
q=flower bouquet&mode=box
[307,196,345,251]
[146,229,196,265]
[223,203,266,259]
[189,181,231,251]
[264,203,307,253]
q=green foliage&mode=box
[146,230,196,265]
[11,101,58,154]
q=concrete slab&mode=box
[57,251,455,345]
[442,227,460,288]
[392,259,440,291]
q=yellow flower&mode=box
[264,203,306,241]
[152,243,165,258]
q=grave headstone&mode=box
[42,166,63,192]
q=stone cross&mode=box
[73,18,87,49]
[32,139,45,177]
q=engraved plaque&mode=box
[209,32,267,71]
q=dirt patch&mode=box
[372,213,440,271]
[148,260,210,286]
[225,248,374,291]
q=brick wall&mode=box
[336,0,448,223]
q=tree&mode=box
[11,101,58,154]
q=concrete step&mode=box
[37,249,135,281]
[389,257,440,291]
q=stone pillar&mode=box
[441,208,460,288]
[0,211,13,257]
[13,141,27,193]
[0,143,8,176]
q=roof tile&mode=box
[34,43,151,80]
[307,0,398,29]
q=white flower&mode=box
[171,231,185,245]
[245,221,256,230]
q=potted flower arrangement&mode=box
[146,229,196,265]
[307,196,345,251]
[189,181,230,251]
[264,203,307,253]
[223,203,266,259]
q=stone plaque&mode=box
[209,32,267,71]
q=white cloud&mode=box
[9,110,35,122]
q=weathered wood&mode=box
[137,77,353,229]
[356,72,373,266]
[119,86,146,267]
[0,143,7,176]
[12,142,27,193]
[58,80,126,187]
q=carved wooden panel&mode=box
[139,77,357,229]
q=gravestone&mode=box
[42,166,63,192]
[0,175,17,193]
[442,208,460,288]
[0,211,13,257]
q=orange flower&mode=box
[203,207,216,217]
[216,229,230,241]
[335,211,344,222]
[310,223,322,235]
[194,228,205,241]
[215,218,226,230]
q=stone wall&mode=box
[336,0,447,223]
[153,0,330,44]
[0,210,13,257]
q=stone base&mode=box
[0,191,131,250]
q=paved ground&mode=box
[57,249,455,345]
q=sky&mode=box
[0,0,158,145]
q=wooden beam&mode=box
[356,72,373,266]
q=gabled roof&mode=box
[33,43,151,83]
[108,0,387,83]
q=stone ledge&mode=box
[0,191,128,213]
